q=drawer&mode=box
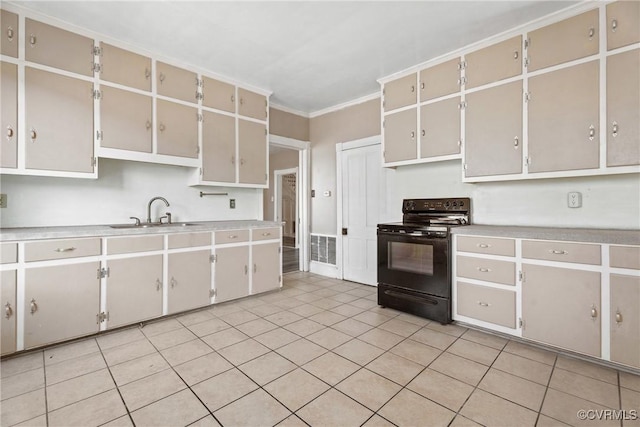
[457,236,515,257]
[1,243,18,264]
[522,240,601,265]
[215,229,250,244]
[610,245,640,270]
[457,282,516,328]
[107,235,164,255]
[457,255,516,286]
[168,232,212,249]
[25,238,101,262]
[252,227,280,241]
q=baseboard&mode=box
[309,261,338,278]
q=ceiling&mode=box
[12,1,576,116]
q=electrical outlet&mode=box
[230,199,236,209]
[568,191,582,208]
[0,194,6,208]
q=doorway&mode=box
[268,135,310,273]
[336,135,396,286]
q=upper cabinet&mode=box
[527,10,599,72]
[383,74,417,112]
[1,9,18,58]
[607,49,640,167]
[465,36,522,89]
[25,67,95,173]
[99,42,151,91]
[238,88,267,120]
[528,61,599,173]
[25,18,94,76]
[380,1,639,181]
[1,61,17,169]
[100,86,153,153]
[606,1,640,51]
[201,111,236,183]
[156,99,199,159]
[203,76,235,113]
[238,119,268,186]
[156,61,199,104]
[420,59,460,101]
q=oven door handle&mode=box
[383,290,439,305]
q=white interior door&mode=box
[341,142,386,286]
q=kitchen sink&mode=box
[109,222,197,229]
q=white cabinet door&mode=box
[214,246,250,303]
[106,255,163,328]
[252,243,280,294]
[167,250,212,314]
[610,274,640,369]
[1,270,16,355]
[238,119,267,185]
[1,61,17,168]
[24,262,101,348]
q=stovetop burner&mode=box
[378,197,471,233]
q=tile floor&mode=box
[1,272,639,427]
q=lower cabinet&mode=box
[167,250,212,314]
[214,245,250,303]
[251,242,280,294]
[610,274,640,368]
[106,255,163,328]
[522,263,601,357]
[1,270,17,355]
[24,262,101,349]
[456,281,515,328]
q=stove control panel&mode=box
[403,198,470,213]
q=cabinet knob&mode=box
[240,98,244,105]
[29,34,36,47]
[421,129,426,137]
[170,277,177,288]
[514,136,519,149]
[30,299,38,314]
[30,128,37,141]
[420,82,425,90]
[588,125,596,141]
[612,121,618,138]
[159,73,165,83]
[588,27,595,40]
[5,302,13,319]
[144,68,151,80]
[156,279,162,291]
[7,126,14,139]
[410,131,415,140]
[615,310,623,324]
[231,95,235,103]
[6,26,14,41]
[159,123,165,133]
[410,85,415,93]
[244,265,248,275]
[231,156,235,165]
[514,50,519,60]
[590,304,598,319]
[240,158,245,165]
[145,120,151,131]
[253,264,257,273]
[611,19,618,33]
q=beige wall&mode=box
[263,149,299,221]
[269,108,310,141]
[309,98,381,235]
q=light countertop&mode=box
[0,220,282,242]
[452,225,640,246]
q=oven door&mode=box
[377,230,450,297]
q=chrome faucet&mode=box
[147,196,170,223]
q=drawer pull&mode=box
[156,279,162,291]
[588,27,595,40]
[5,302,13,319]
[30,299,38,314]
[590,304,598,319]
[615,310,623,324]
[477,243,491,248]
[170,277,177,288]
[262,232,271,237]
[7,126,14,139]
[54,247,77,253]
[611,19,618,32]
[477,301,491,307]
[228,235,238,239]
[477,267,491,273]
[29,34,36,46]
[549,249,567,255]
[612,121,618,138]
[6,26,14,41]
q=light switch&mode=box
[568,192,582,208]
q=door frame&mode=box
[274,167,299,248]
[269,134,310,272]
[336,135,382,281]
